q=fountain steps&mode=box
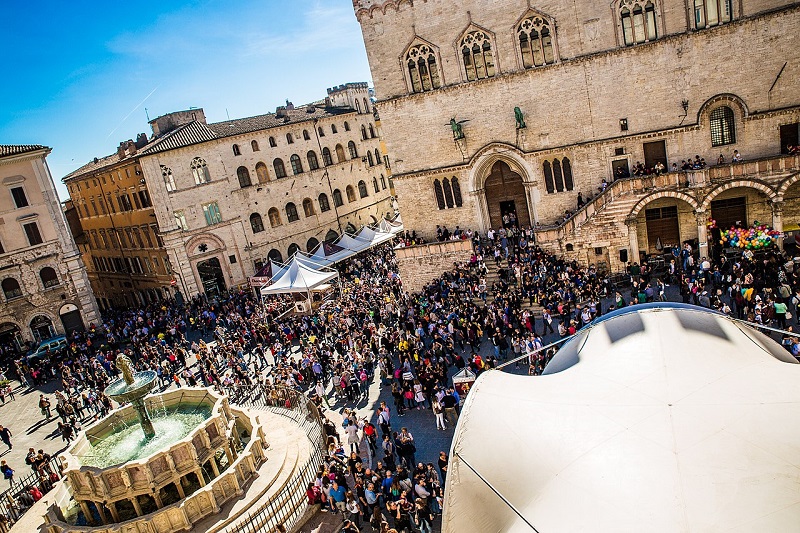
[191,412,310,533]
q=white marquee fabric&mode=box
[308,225,396,265]
[444,304,800,533]
[259,257,337,295]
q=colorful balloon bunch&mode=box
[707,219,781,249]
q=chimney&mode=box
[276,106,287,118]
[135,133,148,148]
[117,142,127,160]
[285,100,294,110]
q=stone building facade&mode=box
[353,0,800,270]
[0,145,99,350]
[138,83,394,297]
[63,137,173,310]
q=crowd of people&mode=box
[1,217,799,530]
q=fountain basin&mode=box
[47,388,269,532]
[104,370,158,404]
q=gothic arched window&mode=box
[562,158,574,191]
[161,165,176,192]
[191,157,211,185]
[333,189,344,207]
[517,15,556,68]
[553,159,564,192]
[358,180,368,198]
[406,42,442,93]
[348,141,358,159]
[460,30,496,81]
[322,147,333,166]
[433,179,445,210]
[543,161,555,194]
[442,178,454,208]
[452,177,463,207]
[620,0,658,46]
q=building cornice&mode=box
[0,147,51,167]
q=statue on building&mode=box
[448,118,468,140]
[515,107,526,129]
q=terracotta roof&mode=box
[0,145,49,157]
[140,105,353,156]
[62,137,161,181]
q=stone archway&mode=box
[483,161,530,229]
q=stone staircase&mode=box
[472,259,544,316]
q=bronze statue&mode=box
[448,118,468,140]
[515,107,526,129]
[116,354,136,386]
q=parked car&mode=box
[26,336,67,363]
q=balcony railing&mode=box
[532,153,800,243]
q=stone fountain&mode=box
[103,354,157,439]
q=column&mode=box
[174,480,186,499]
[79,501,95,526]
[130,497,143,517]
[153,490,164,509]
[107,501,120,523]
[772,200,784,251]
[209,456,220,478]
[523,181,540,228]
[626,217,640,265]
[196,468,207,487]
[96,502,109,525]
[471,189,490,236]
[695,210,709,259]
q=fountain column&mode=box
[107,501,120,522]
[196,468,207,487]
[153,490,164,509]
[130,497,143,517]
[175,481,186,499]
[209,456,220,478]
[96,502,109,525]
[79,501,95,526]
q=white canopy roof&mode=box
[259,257,337,295]
[307,225,396,265]
[444,304,800,533]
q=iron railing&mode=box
[226,385,327,533]
[0,455,64,526]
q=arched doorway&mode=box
[268,249,283,263]
[287,243,300,257]
[325,230,339,243]
[30,315,55,343]
[0,322,23,354]
[634,197,699,256]
[306,237,320,252]
[59,304,84,335]
[196,257,226,297]
[484,161,530,229]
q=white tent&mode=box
[307,225,396,265]
[444,303,800,533]
[259,257,337,295]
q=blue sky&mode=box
[0,0,372,200]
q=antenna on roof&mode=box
[226,108,230,121]
[145,108,150,121]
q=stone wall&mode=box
[395,239,473,293]
[353,0,800,238]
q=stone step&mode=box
[199,411,310,533]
